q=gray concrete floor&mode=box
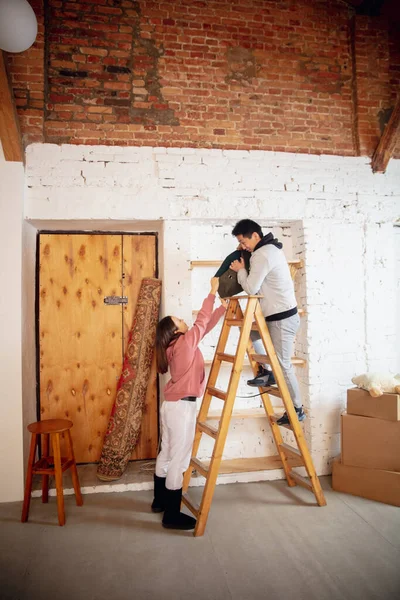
[1,476,399,600]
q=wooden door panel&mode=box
[122,235,158,460]
[39,233,159,464]
[39,234,123,463]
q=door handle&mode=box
[104,296,128,305]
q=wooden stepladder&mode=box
[182,295,327,537]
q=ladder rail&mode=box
[245,339,297,487]
[253,303,326,506]
[233,300,297,487]
[182,298,238,493]
[193,297,259,537]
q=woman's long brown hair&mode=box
[155,316,181,374]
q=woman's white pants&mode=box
[155,399,197,490]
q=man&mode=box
[229,219,305,425]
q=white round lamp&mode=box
[0,0,38,53]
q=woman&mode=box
[152,277,227,530]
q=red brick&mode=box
[6,0,399,157]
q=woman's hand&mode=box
[220,298,229,309]
[210,276,219,295]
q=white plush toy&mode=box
[352,372,400,398]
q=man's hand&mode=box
[230,258,245,272]
[210,276,219,295]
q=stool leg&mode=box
[41,433,49,504]
[21,433,37,523]
[66,430,83,506]
[52,433,65,526]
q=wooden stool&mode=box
[21,419,83,526]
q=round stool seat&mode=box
[27,419,73,435]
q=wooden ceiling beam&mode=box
[371,96,400,173]
[339,0,364,7]
[0,51,23,162]
[339,0,388,14]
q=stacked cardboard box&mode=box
[332,388,400,507]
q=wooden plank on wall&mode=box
[371,95,400,173]
[0,51,23,162]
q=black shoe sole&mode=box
[247,381,276,388]
[151,506,165,513]
[162,522,196,530]
[277,414,306,426]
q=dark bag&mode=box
[215,250,251,298]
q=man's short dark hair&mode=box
[232,219,263,239]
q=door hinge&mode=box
[104,296,128,305]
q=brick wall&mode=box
[6,0,400,155]
[6,0,45,145]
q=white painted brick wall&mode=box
[396,226,400,371]
[24,144,400,477]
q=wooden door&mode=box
[38,233,158,463]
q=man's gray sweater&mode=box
[237,244,297,319]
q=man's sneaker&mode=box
[247,365,276,387]
[277,406,306,426]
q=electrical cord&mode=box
[235,388,278,399]
[139,460,157,472]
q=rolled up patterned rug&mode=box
[97,277,162,481]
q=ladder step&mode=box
[280,442,303,460]
[226,319,244,327]
[216,352,235,363]
[198,421,219,439]
[291,471,314,492]
[204,455,303,474]
[181,492,199,517]
[261,386,282,398]
[207,386,227,401]
[205,358,305,367]
[251,354,306,367]
[190,457,209,478]
[205,409,268,420]
[270,414,292,430]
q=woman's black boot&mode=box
[162,488,196,530]
[151,474,166,513]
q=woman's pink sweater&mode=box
[163,294,226,401]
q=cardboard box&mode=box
[347,388,400,421]
[341,413,400,472]
[332,456,400,507]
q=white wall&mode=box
[0,142,24,502]
[396,225,400,371]
[22,144,400,482]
